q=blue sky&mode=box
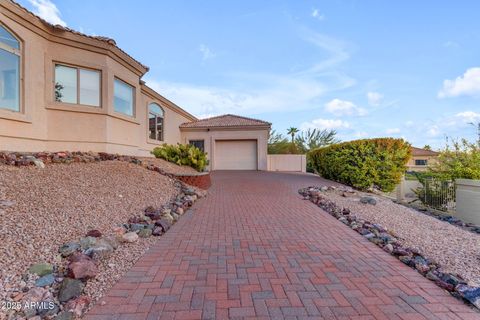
[21,0,480,149]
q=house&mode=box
[406,147,439,172]
[0,0,270,170]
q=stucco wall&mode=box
[181,128,269,171]
[0,8,195,156]
[267,154,306,172]
[406,155,438,172]
[455,179,480,225]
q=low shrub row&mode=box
[308,138,411,192]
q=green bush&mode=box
[151,143,209,172]
[308,138,411,192]
[430,138,480,180]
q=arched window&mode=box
[148,103,164,141]
[0,24,20,112]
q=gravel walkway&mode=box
[0,161,179,308]
[321,189,480,286]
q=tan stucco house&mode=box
[0,0,270,170]
[406,147,439,172]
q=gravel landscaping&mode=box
[0,159,195,318]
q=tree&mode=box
[469,121,480,147]
[428,138,480,180]
[296,129,339,153]
[423,145,432,151]
[287,127,299,143]
[268,129,301,154]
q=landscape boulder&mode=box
[35,274,55,287]
[122,232,139,243]
[85,229,102,238]
[456,285,480,309]
[360,196,377,205]
[59,242,80,257]
[58,278,85,303]
[28,263,53,277]
[68,256,98,279]
[64,295,90,317]
[79,236,97,250]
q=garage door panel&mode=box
[215,140,257,170]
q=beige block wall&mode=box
[455,179,480,225]
[181,128,269,171]
[0,11,194,156]
[267,154,306,172]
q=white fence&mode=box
[267,154,306,172]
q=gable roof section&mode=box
[411,147,439,156]
[180,114,271,129]
[2,0,149,75]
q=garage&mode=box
[215,140,258,170]
[180,114,270,171]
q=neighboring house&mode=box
[407,147,439,172]
[0,0,271,170]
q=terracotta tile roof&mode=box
[9,0,149,72]
[411,147,439,156]
[180,114,271,129]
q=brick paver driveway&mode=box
[87,171,478,320]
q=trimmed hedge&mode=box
[308,138,411,192]
[152,143,209,172]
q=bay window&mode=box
[114,78,134,116]
[0,25,20,112]
[54,64,100,107]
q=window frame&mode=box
[148,102,165,142]
[113,77,135,117]
[53,62,102,108]
[0,23,22,113]
[415,159,428,166]
[189,140,205,152]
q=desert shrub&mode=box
[429,138,480,180]
[152,143,209,172]
[308,138,411,192]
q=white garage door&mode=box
[215,140,258,170]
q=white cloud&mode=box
[324,99,367,116]
[146,29,354,117]
[427,125,440,137]
[28,0,66,27]
[311,9,325,21]
[386,128,401,134]
[455,111,480,123]
[405,120,414,127]
[367,91,383,106]
[300,118,350,130]
[199,44,216,61]
[438,67,480,98]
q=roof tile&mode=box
[180,114,271,129]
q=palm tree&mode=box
[287,127,299,143]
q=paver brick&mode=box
[87,171,479,319]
